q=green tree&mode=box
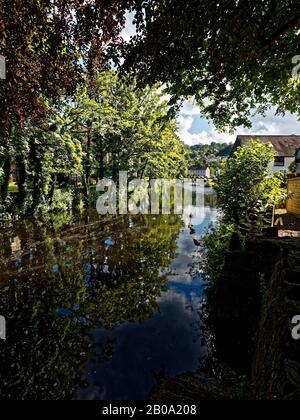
[0,0,132,136]
[1,71,186,215]
[0,122,83,215]
[0,0,132,204]
[61,71,186,192]
[215,140,287,223]
[288,160,297,174]
[124,1,300,129]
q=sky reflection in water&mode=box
[80,186,218,400]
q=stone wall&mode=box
[212,236,300,399]
[287,177,300,216]
[252,240,300,400]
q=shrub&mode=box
[50,189,74,213]
[215,140,288,223]
[202,222,237,283]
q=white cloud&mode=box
[178,102,300,146]
[245,109,300,135]
[178,105,235,145]
[177,115,194,134]
[180,100,201,116]
[178,119,235,146]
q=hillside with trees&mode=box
[186,142,232,174]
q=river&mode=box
[0,185,218,400]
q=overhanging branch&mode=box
[260,14,300,53]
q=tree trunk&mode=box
[97,136,105,180]
[16,154,27,210]
[48,174,56,206]
[112,153,119,183]
[99,157,104,180]
[1,154,11,203]
[82,174,90,208]
[30,141,44,213]
[82,130,91,208]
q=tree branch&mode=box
[261,0,277,27]
[260,14,300,53]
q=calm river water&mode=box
[0,185,218,400]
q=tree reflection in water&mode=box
[0,211,183,399]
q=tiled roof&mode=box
[233,135,300,157]
[189,166,208,171]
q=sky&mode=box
[178,101,300,146]
[121,12,300,147]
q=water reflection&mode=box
[0,186,218,400]
[80,290,207,400]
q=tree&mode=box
[123,1,300,129]
[61,71,186,198]
[0,70,186,215]
[215,140,287,223]
[0,0,132,201]
[0,121,83,215]
[0,0,132,135]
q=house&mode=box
[231,135,300,174]
[188,166,211,179]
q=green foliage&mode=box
[0,123,83,216]
[261,172,289,205]
[210,167,216,177]
[8,184,18,192]
[186,142,231,172]
[189,143,233,158]
[0,0,131,136]
[40,189,74,214]
[202,222,237,284]
[1,71,186,216]
[62,71,187,182]
[288,160,297,174]
[124,0,300,130]
[215,140,287,223]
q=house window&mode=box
[274,156,284,167]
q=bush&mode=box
[33,189,74,214]
[202,222,237,283]
[288,160,297,175]
[50,189,74,213]
[215,140,288,223]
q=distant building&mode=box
[188,166,211,179]
[231,135,300,174]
